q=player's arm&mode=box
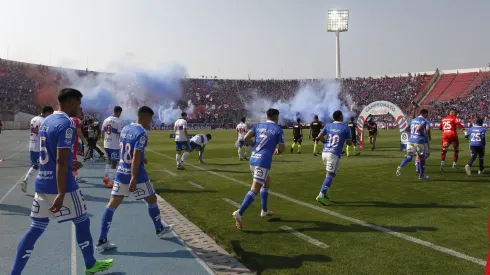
[50,126,74,212]
[309,124,312,138]
[317,126,327,142]
[426,125,431,141]
[244,129,255,146]
[130,134,147,190]
[236,127,239,140]
[276,131,285,154]
[76,127,88,145]
[183,122,189,142]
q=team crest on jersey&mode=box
[140,136,147,145]
[65,128,73,139]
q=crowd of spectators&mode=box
[0,58,488,124]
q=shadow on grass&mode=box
[203,162,243,166]
[328,200,476,209]
[0,204,31,216]
[155,188,216,194]
[231,240,331,274]
[209,169,250,174]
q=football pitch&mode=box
[146,129,488,275]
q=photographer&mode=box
[84,118,106,161]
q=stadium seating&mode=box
[421,74,456,105]
[457,71,490,98]
[412,74,434,104]
[436,72,478,102]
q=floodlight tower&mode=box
[327,10,349,79]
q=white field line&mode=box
[280,226,329,249]
[222,198,241,208]
[147,148,486,266]
[71,224,77,275]
[187,181,204,189]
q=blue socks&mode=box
[73,214,96,269]
[99,206,115,241]
[11,218,48,275]
[148,203,162,231]
[419,157,426,176]
[260,188,269,212]
[320,176,334,195]
[400,155,413,168]
[239,190,256,216]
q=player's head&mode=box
[206,133,212,140]
[332,110,343,122]
[41,105,54,116]
[137,106,155,129]
[419,108,429,118]
[475,117,483,126]
[87,118,94,124]
[350,116,355,122]
[296,118,301,123]
[113,106,123,117]
[241,117,246,123]
[58,88,83,117]
[314,115,319,121]
[449,109,457,116]
[266,108,280,123]
[181,112,187,119]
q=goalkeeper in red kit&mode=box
[439,109,467,171]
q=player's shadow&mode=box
[230,240,331,274]
[0,204,31,216]
[208,168,250,174]
[328,200,476,209]
[83,194,143,204]
[155,188,216,194]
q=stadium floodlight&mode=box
[327,10,349,79]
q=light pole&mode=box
[327,10,349,79]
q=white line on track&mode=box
[71,224,77,275]
[0,141,22,151]
[280,226,329,248]
[0,144,27,161]
[187,181,204,189]
[222,198,241,208]
[147,148,486,266]
[0,175,25,204]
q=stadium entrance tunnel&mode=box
[356,101,409,149]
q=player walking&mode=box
[367,120,378,150]
[236,117,250,161]
[315,110,353,205]
[180,133,212,164]
[102,106,124,189]
[174,112,190,169]
[21,106,54,193]
[415,120,431,174]
[396,109,430,180]
[290,118,303,154]
[465,117,486,175]
[309,115,323,156]
[71,107,89,183]
[232,108,284,229]
[346,116,360,157]
[11,88,113,275]
[439,109,467,171]
[96,106,174,252]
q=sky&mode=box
[0,0,489,79]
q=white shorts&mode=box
[322,152,341,174]
[111,180,155,200]
[30,189,87,223]
[407,143,427,157]
[249,166,270,184]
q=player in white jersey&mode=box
[174,112,190,169]
[236,117,251,161]
[21,106,54,193]
[180,133,212,165]
[102,106,124,189]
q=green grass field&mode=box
[145,129,488,275]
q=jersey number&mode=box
[443,121,452,130]
[119,142,132,164]
[255,134,268,151]
[106,124,112,135]
[39,137,49,165]
[410,124,418,134]
[470,133,481,142]
[326,134,340,148]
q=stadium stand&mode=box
[436,72,478,102]
[421,73,457,105]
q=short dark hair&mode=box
[476,117,483,126]
[58,88,83,104]
[138,106,154,117]
[350,116,355,122]
[41,105,54,114]
[266,108,279,118]
[206,133,212,140]
[114,106,122,113]
[333,110,343,121]
[314,115,319,120]
[296,118,301,123]
[420,109,429,115]
[241,117,246,123]
[181,112,187,117]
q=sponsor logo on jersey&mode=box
[65,128,73,139]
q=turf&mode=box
[145,129,488,275]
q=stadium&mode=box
[1,4,490,275]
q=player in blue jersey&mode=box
[315,110,353,206]
[96,106,174,252]
[232,108,285,229]
[415,119,432,174]
[465,117,486,175]
[10,88,113,275]
[396,109,430,179]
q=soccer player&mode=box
[290,118,303,154]
[71,107,89,183]
[396,109,430,180]
[315,110,352,206]
[21,105,54,193]
[465,117,486,175]
[96,106,174,252]
[10,88,113,275]
[346,116,360,157]
[415,120,431,174]
[232,108,284,229]
[236,117,250,161]
[439,109,467,171]
[101,106,124,189]
[181,133,212,164]
[174,112,190,170]
[367,120,378,150]
[309,115,323,156]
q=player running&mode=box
[367,120,378,150]
[11,88,113,275]
[465,118,486,175]
[315,110,353,206]
[21,105,54,193]
[96,106,174,252]
[71,107,89,183]
[236,117,250,161]
[290,118,303,154]
[309,115,323,156]
[439,109,467,171]
[174,112,190,170]
[101,106,124,189]
[346,116,360,157]
[232,108,284,229]
[180,133,212,164]
[396,109,430,180]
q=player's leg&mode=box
[313,139,318,156]
[465,146,477,175]
[198,147,205,163]
[417,145,429,179]
[238,142,244,159]
[297,139,302,154]
[97,188,125,252]
[21,152,40,193]
[316,153,339,205]
[259,174,274,217]
[346,143,351,157]
[175,142,184,168]
[371,134,377,150]
[103,149,111,182]
[291,140,297,153]
[440,139,449,171]
[397,143,415,176]
[478,146,485,174]
[143,192,174,238]
[452,139,460,168]
[232,166,267,229]
[244,145,250,160]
